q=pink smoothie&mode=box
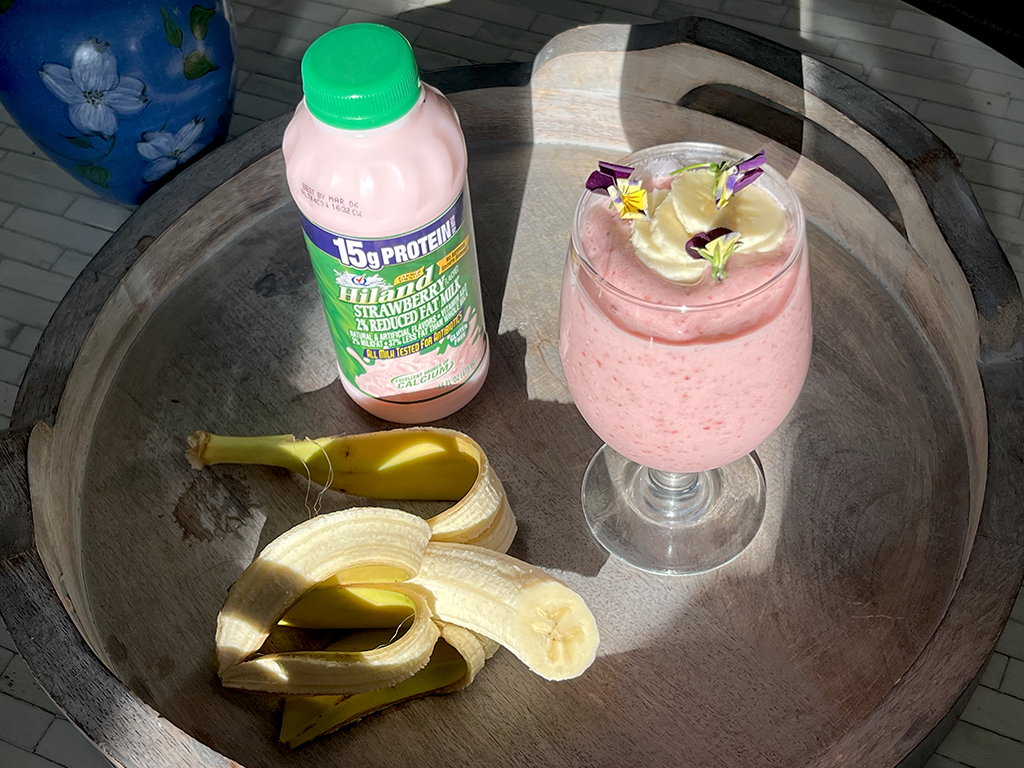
[559,195,812,472]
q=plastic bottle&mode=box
[282,23,489,423]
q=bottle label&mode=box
[300,187,487,404]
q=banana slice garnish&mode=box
[631,188,706,284]
[669,169,786,253]
[630,170,787,283]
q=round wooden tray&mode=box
[2,18,1023,768]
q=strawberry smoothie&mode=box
[559,164,812,473]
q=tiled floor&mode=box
[1,1,1023,766]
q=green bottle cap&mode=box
[301,24,421,130]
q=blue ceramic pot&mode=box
[0,0,236,204]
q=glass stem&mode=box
[633,468,715,524]
[649,469,700,496]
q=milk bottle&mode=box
[283,23,489,423]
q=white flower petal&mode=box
[136,144,162,162]
[136,140,164,161]
[173,118,204,151]
[143,157,178,183]
[139,131,178,156]
[104,76,148,116]
[71,39,118,92]
[69,101,117,137]
[178,141,207,164]
[39,64,84,105]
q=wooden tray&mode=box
[2,18,1023,768]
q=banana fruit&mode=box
[410,542,599,681]
[229,509,599,683]
[187,427,515,552]
[631,189,706,284]
[631,170,787,283]
[206,429,598,747]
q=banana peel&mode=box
[279,585,415,630]
[215,508,432,678]
[221,582,439,696]
[187,427,515,552]
[279,621,494,748]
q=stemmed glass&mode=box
[558,143,812,574]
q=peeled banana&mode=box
[410,542,599,681]
[260,525,598,681]
[187,427,515,553]
[207,429,599,746]
[219,505,598,686]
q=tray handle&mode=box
[532,17,1021,353]
[679,15,1022,351]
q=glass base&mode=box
[582,444,766,575]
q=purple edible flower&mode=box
[729,166,763,196]
[686,227,735,259]
[598,160,634,179]
[735,150,765,174]
[716,151,766,208]
[686,228,743,282]
[716,167,761,208]
[585,160,636,196]
[586,170,615,194]
[675,149,768,210]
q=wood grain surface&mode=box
[72,146,970,767]
[1,18,1022,768]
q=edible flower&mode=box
[586,160,649,220]
[608,178,649,220]
[686,228,743,282]
[672,150,766,210]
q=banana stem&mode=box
[186,431,326,474]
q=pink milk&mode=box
[282,24,488,424]
[559,193,812,473]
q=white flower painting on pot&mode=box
[137,117,208,181]
[39,38,149,138]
